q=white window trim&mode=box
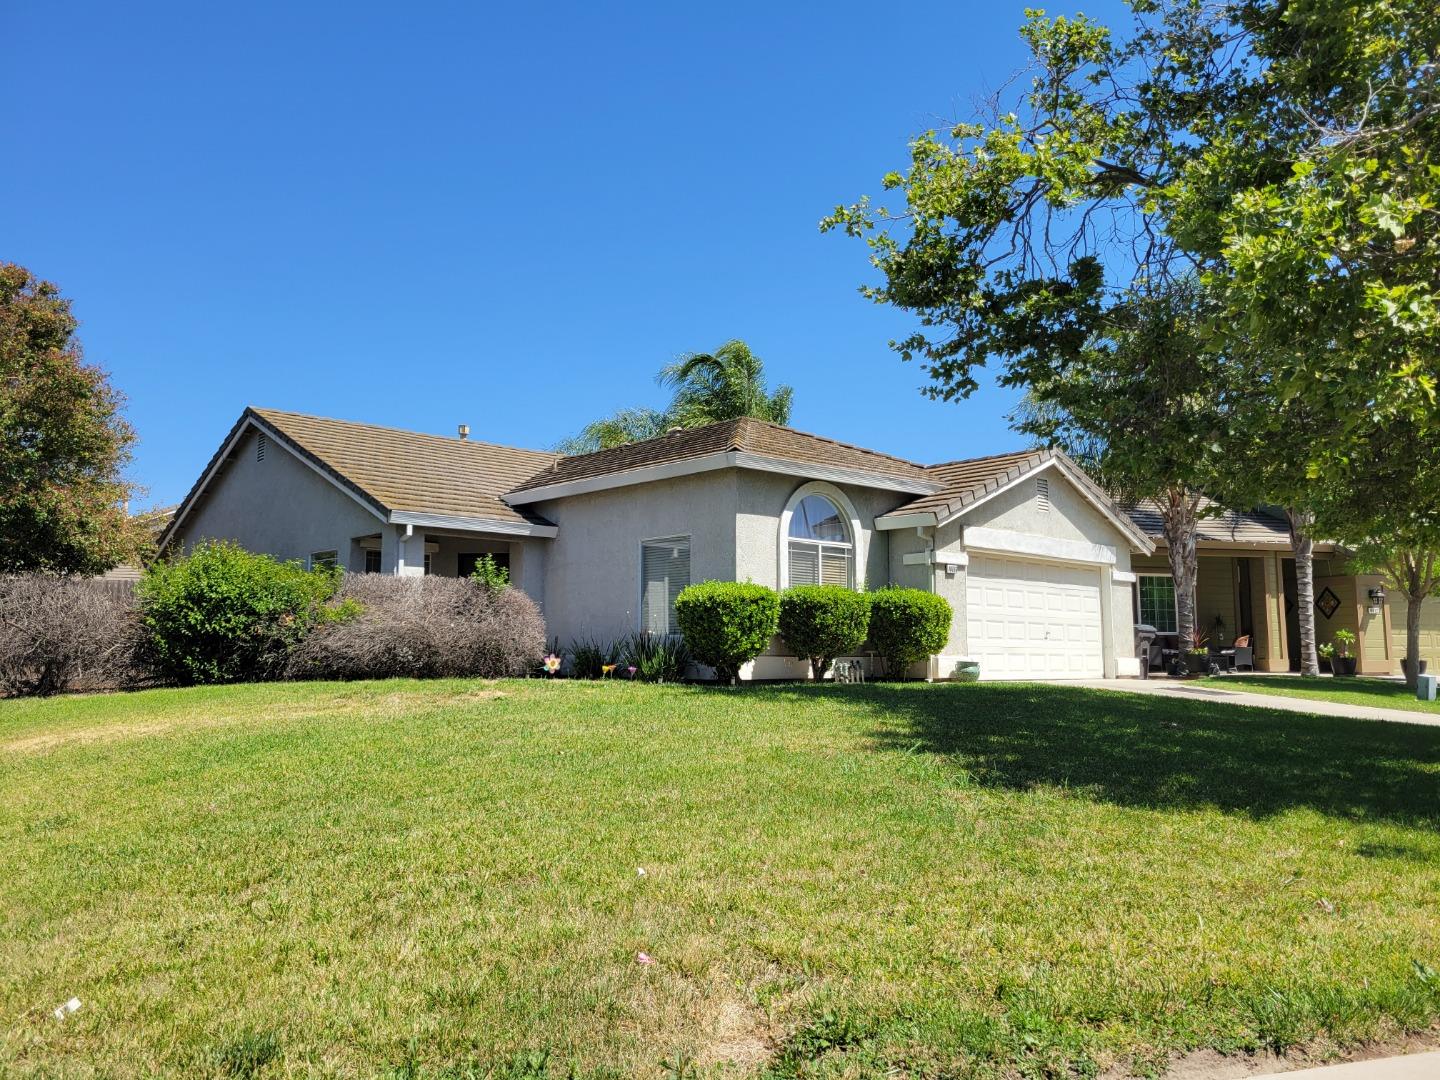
[638,534,691,635]
[778,481,865,590]
[1138,572,1179,633]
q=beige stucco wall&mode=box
[531,471,741,646]
[175,428,386,571]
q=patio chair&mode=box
[1218,635,1253,672]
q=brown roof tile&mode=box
[251,408,559,526]
[508,416,934,494]
[1127,496,1333,549]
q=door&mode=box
[966,554,1104,679]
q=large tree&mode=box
[0,263,140,575]
[557,339,792,453]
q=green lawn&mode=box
[3,680,1439,1079]
[1197,674,1440,715]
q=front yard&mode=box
[3,680,1439,1078]
[1196,674,1440,715]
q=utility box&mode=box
[1419,673,1438,702]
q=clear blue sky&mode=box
[3,1,1128,508]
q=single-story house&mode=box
[159,408,1159,680]
[159,407,1436,679]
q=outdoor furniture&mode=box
[1217,635,1253,672]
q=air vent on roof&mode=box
[256,433,267,462]
[1036,475,1050,512]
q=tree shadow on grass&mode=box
[750,683,1440,827]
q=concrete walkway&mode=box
[1266,1050,1440,1078]
[1066,678,1440,728]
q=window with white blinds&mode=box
[786,494,854,588]
[640,536,690,635]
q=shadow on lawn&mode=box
[752,682,1440,826]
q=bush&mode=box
[867,588,952,679]
[569,636,621,679]
[620,632,691,683]
[0,575,141,696]
[138,541,347,685]
[674,581,779,684]
[778,585,872,680]
[469,554,511,592]
[285,573,546,681]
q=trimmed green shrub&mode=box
[778,585,871,680]
[674,580,779,684]
[867,588,951,679]
[138,540,350,685]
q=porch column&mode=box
[380,524,427,576]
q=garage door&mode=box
[967,554,1104,679]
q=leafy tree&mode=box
[557,339,792,453]
[658,340,793,428]
[0,263,141,574]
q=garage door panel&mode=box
[967,554,1104,680]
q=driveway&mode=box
[1065,678,1440,728]
[1266,1051,1440,1078]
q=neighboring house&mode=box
[159,408,1156,680]
[1125,498,1431,675]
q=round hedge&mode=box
[778,585,871,680]
[867,587,951,679]
[674,580,779,684]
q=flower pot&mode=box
[1332,656,1358,677]
[1402,658,1429,680]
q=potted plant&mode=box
[1181,627,1212,676]
[1403,657,1429,680]
[1317,642,1335,674]
[1331,629,1358,677]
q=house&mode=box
[159,407,1159,680]
[1125,498,1427,675]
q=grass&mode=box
[1196,674,1440,714]
[3,679,1440,1078]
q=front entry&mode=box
[966,554,1105,680]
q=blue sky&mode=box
[3,1,1129,508]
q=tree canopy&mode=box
[0,263,142,575]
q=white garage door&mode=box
[967,554,1104,679]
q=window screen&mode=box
[641,536,690,635]
[1138,574,1178,633]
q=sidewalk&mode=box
[1066,678,1440,728]
[1266,1050,1440,1078]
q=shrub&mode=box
[138,541,347,685]
[867,588,951,679]
[569,636,621,679]
[674,581,779,684]
[285,573,546,681]
[620,632,691,683]
[469,554,511,592]
[778,585,872,680]
[0,575,141,696]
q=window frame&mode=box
[778,482,863,591]
[638,534,691,635]
[309,549,338,571]
[1137,573,1179,634]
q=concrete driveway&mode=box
[1063,678,1440,728]
[1269,1051,1440,1078]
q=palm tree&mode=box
[553,408,670,455]
[657,340,793,428]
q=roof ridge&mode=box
[731,416,930,470]
[926,447,1048,470]
[250,407,558,460]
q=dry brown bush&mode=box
[285,574,546,681]
[0,575,145,696]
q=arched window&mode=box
[786,494,854,588]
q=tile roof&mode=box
[250,408,559,527]
[507,416,934,494]
[888,449,1051,521]
[1126,496,1332,549]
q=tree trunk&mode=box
[1285,508,1320,677]
[1161,489,1200,675]
[1406,594,1423,690]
